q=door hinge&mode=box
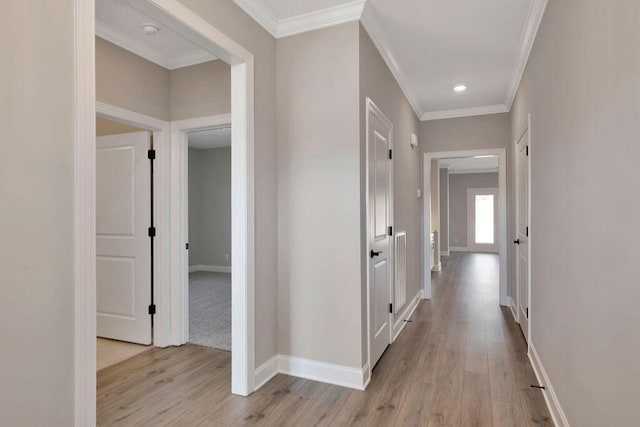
[526,307,529,319]
[389,303,393,314]
[148,149,156,160]
[526,226,529,237]
[526,145,529,156]
[148,226,156,237]
[388,149,393,160]
[185,243,189,250]
[148,304,156,315]
[388,226,393,236]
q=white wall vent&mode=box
[395,232,407,312]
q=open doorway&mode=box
[74,0,257,420]
[423,149,508,305]
[95,116,155,370]
[187,126,232,351]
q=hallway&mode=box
[97,253,551,426]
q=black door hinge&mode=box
[526,226,529,237]
[389,303,393,314]
[526,307,529,318]
[526,146,529,156]
[388,226,393,236]
[185,243,189,250]
[148,226,156,237]
[148,149,156,160]
[148,304,156,315]
[388,149,393,160]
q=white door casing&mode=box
[423,149,508,306]
[515,119,531,342]
[96,131,152,345]
[366,98,393,371]
[467,188,499,253]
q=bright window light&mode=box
[475,194,494,244]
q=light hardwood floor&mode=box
[97,338,151,371]
[97,253,553,426]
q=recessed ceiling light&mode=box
[454,85,467,93]
[142,24,159,35]
[474,155,495,159]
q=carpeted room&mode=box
[187,127,232,351]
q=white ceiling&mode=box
[96,0,217,70]
[234,0,547,120]
[440,156,499,174]
[188,127,232,150]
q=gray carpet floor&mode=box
[189,271,231,351]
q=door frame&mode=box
[73,0,256,423]
[169,114,232,346]
[514,114,533,350]
[96,102,170,346]
[466,187,500,253]
[364,98,394,386]
[423,149,508,305]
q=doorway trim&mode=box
[169,114,232,346]
[96,102,171,347]
[422,148,508,305]
[74,0,256,424]
[364,97,394,387]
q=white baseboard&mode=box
[529,345,570,427]
[254,354,368,391]
[278,355,368,390]
[188,264,232,273]
[431,262,442,272]
[254,355,279,390]
[441,250,450,256]
[393,291,422,341]
[509,297,519,323]
[449,246,469,252]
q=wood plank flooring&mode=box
[97,253,553,426]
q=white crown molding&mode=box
[422,104,509,121]
[233,0,547,121]
[233,0,279,37]
[96,20,217,70]
[360,5,424,119]
[506,0,549,109]
[233,0,365,39]
[278,1,365,38]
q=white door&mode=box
[516,128,530,341]
[467,188,499,253]
[96,131,152,345]
[367,100,393,369]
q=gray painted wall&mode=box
[448,173,498,249]
[510,1,640,424]
[188,147,232,267]
[96,37,170,120]
[359,24,422,365]
[439,169,449,253]
[1,1,75,424]
[169,60,231,121]
[277,22,362,368]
